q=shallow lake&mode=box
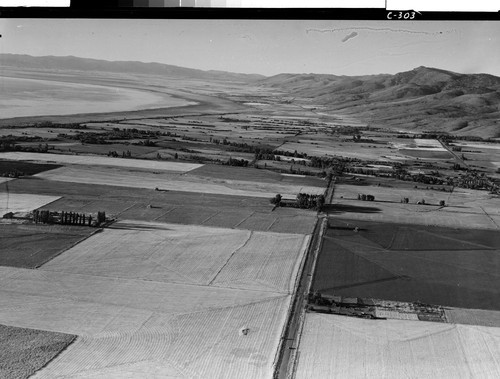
[0,76,196,118]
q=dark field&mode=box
[4,178,317,234]
[0,324,75,379]
[0,160,61,175]
[0,224,95,268]
[399,149,453,159]
[312,218,500,310]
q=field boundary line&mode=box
[36,228,103,269]
[266,217,279,231]
[208,230,253,286]
[115,202,140,218]
[33,334,78,378]
[233,210,257,228]
[152,206,178,221]
[200,211,221,224]
[480,205,500,230]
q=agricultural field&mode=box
[295,313,500,379]
[0,160,62,176]
[4,53,500,379]
[449,141,500,178]
[1,175,318,239]
[392,138,451,160]
[312,218,500,311]
[0,193,60,215]
[0,220,311,378]
[0,223,95,269]
[34,165,325,199]
[0,152,203,173]
[0,324,75,379]
[42,221,309,293]
[327,181,499,229]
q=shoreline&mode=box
[0,70,250,126]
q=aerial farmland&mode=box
[2,18,500,379]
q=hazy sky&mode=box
[1,19,499,77]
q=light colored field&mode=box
[42,221,309,293]
[334,183,458,205]
[34,166,324,198]
[295,313,500,379]
[392,138,446,150]
[0,193,60,214]
[0,221,310,378]
[330,184,499,229]
[453,142,500,151]
[0,268,289,379]
[278,140,399,161]
[0,177,13,184]
[0,152,203,173]
[328,198,498,230]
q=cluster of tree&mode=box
[0,135,46,152]
[254,148,308,161]
[32,210,106,226]
[32,210,55,224]
[357,194,375,201]
[270,193,325,210]
[59,128,164,144]
[59,211,93,226]
[456,170,497,192]
[295,193,325,210]
[309,156,348,175]
[0,169,25,178]
[391,168,449,186]
[108,150,132,158]
[225,157,249,167]
[32,121,86,129]
[134,139,156,147]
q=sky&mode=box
[1,19,499,77]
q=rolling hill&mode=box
[260,67,500,138]
[0,53,264,82]
[1,54,498,137]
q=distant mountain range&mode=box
[2,54,499,137]
[0,53,265,82]
[260,67,500,138]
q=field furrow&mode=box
[213,232,309,293]
[295,313,500,379]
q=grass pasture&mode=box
[295,313,500,379]
[0,324,75,379]
[0,224,95,269]
[313,218,500,310]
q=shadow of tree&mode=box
[323,204,382,214]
